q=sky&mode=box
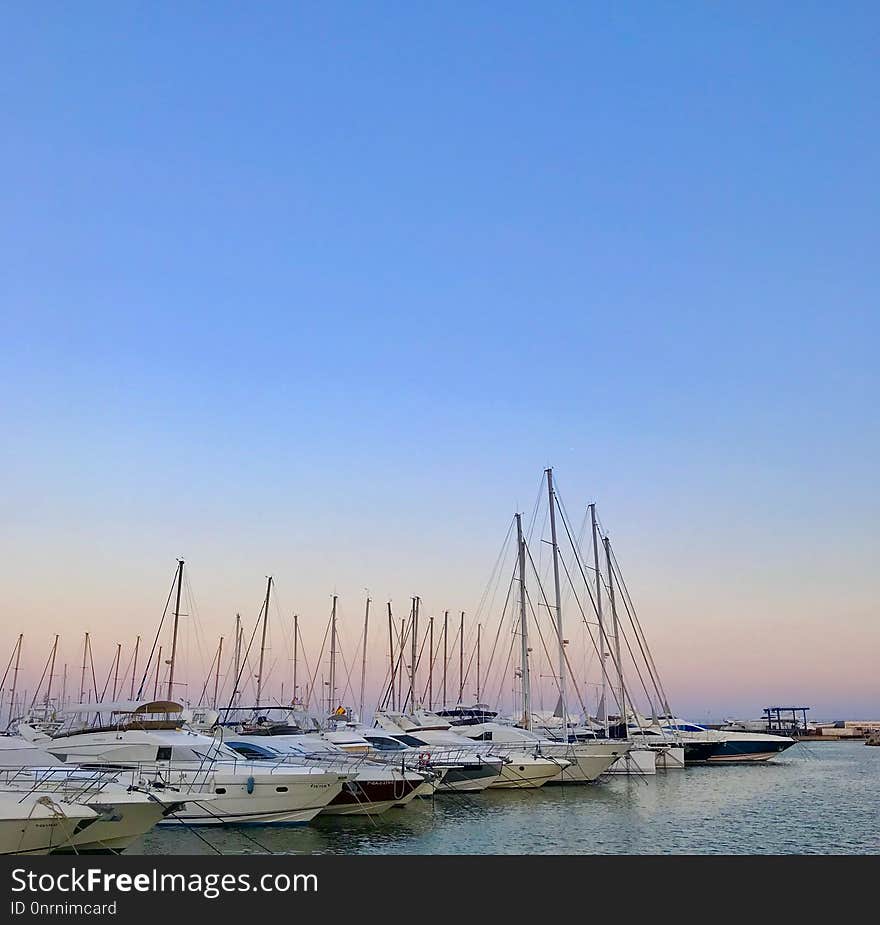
[1,3,877,721]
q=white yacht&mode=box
[0,792,97,856]
[26,700,346,826]
[410,711,566,788]
[0,734,187,853]
[221,733,427,815]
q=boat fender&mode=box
[246,776,255,794]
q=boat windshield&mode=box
[364,736,407,752]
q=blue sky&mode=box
[1,4,877,717]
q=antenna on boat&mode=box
[255,576,272,706]
[516,512,532,730]
[545,467,568,742]
[166,558,185,701]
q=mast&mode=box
[604,534,626,729]
[546,467,568,740]
[111,642,121,701]
[476,623,481,702]
[44,634,59,710]
[443,611,448,708]
[398,618,404,707]
[328,594,338,714]
[590,503,608,735]
[292,615,299,706]
[8,634,22,726]
[387,602,395,711]
[232,614,242,708]
[255,576,272,706]
[458,611,464,704]
[358,597,370,721]
[166,558,185,702]
[60,663,68,712]
[516,512,532,729]
[153,645,162,700]
[130,635,141,700]
[409,597,419,710]
[212,636,224,708]
[428,616,434,710]
[79,634,88,702]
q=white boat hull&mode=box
[541,743,630,783]
[490,757,565,789]
[0,795,95,856]
[605,747,657,776]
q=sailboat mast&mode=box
[428,616,434,710]
[79,634,88,702]
[458,611,464,704]
[545,467,568,740]
[443,611,448,707]
[153,645,162,700]
[604,534,626,729]
[166,558,185,702]
[111,642,121,701]
[60,663,67,712]
[232,614,242,708]
[358,597,370,721]
[130,635,141,700]
[590,503,608,735]
[409,597,419,710]
[398,619,404,707]
[292,614,298,706]
[387,602,396,711]
[328,594,338,714]
[212,636,224,708]
[44,634,59,709]
[516,512,532,729]
[8,634,22,726]
[255,576,272,706]
[476,623,481,702]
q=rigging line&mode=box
[492,628,517,712]
[480,560,517,697]
[223,594,267,712]
[304,609,332,713]
[183,570,210,699]
[608,541,673,715]
[554,504,643,721]
[27,641,54,711]
[598,546,663,715]
[554,549,615,719]
[471,516,516,624]
[136,567,178,700]
[196,643,221,707]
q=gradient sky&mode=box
[1,4,877,720]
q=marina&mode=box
[0,468,874,856]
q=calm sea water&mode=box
[137,742,879,855]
